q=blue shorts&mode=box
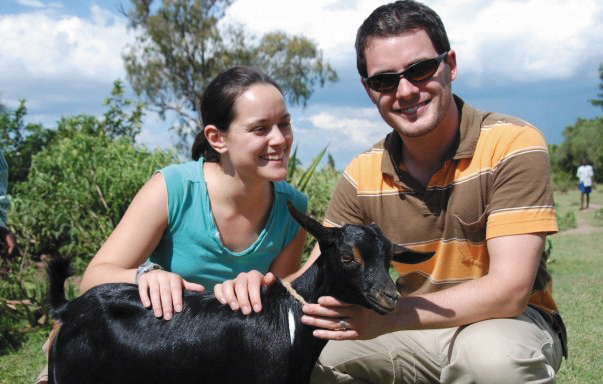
[579,182,591,194]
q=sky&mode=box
[1,0,602,169]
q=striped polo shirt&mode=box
[324,96,561,323]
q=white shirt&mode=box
[576,164,594,187]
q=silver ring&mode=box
[336,318,349,331]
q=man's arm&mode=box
[301,233,544,340]
[0,151,17,257]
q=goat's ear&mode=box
[392,244,435,264]
[287,200,333,241]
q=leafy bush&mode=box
[551,170,575,193]
[556,204,577,231]
[10,132,177,270]
[0,260,47,354]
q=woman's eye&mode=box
[252,126,267,133]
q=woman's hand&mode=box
[214,270,276,315]
[137,270,205,320]
[301,296,388,341]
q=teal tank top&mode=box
[150,158,307,290]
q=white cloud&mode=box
[225,0,386,64]
[17,0,46,8]
[0,5,130,82]
[437,0,603,84]
[227,0,603,84]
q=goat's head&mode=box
[287,201,434,315]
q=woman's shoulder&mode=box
[159,160,202,183]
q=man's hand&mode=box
[214,271,277,315]
[301,296,389,341]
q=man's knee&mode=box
[310,339,394,384]
[443,318,558,384]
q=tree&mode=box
[0,82,145,189]
[590,63,603,110]
[552,117,603,183]
[101,80,145,142]
[0,101,55,190]
[121,0,338,151]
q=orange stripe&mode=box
[487,208,558,238]
[393,240,488,281]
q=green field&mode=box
[2,189,602,383]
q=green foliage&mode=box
[555,203,577,231]
[589,63,603,110]
[550,169,575,192]
[122,0,338,151]
[0,101,56,190]
[287,145,329,193]
[0,330,48,381]
[101,79,145,142]
[0,260,48,354]
[10,132,177,266]
[0,81,145,189]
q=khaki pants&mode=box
[311,307,564,384]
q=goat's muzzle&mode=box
[367,286,399,315]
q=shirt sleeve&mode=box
[0,151,10,228]
[324,160,365,227]
[484,125,558,238]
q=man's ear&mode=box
[361,77,378,105]
[446,49,458,82]
[204,125,227,154]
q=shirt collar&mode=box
[381,95,483,178]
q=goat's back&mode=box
[48,282,310,384]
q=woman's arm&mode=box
[80,173,205,320]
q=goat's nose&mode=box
[370,286,399,314]
[383,288,399,306]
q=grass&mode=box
[1,189,602,383]
[0,329,48,383]
[551,188,603,383]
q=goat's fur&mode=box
[47,202,433,384]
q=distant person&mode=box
[576,159,594,209]
[0,149,17,258]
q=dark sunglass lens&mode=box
[406,59,438,82]
[368,74,398,91]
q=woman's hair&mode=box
[191,66,283,162]
[355,0,451,78]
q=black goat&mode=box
[47,202,433,384]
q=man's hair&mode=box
[355,0,451,78]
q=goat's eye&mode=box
[341,253,354,264]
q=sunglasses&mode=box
[363,51,449,92]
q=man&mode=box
[576,159,594,209]
[299,1,566,383]
[0,149,17,258]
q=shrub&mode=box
[9,132,177,271]
[551,171,575,193]
[556,205,577,231]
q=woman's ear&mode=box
[204,125,228,154]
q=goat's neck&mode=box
[290,257,329,305]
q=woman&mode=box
[35,66,307,384]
